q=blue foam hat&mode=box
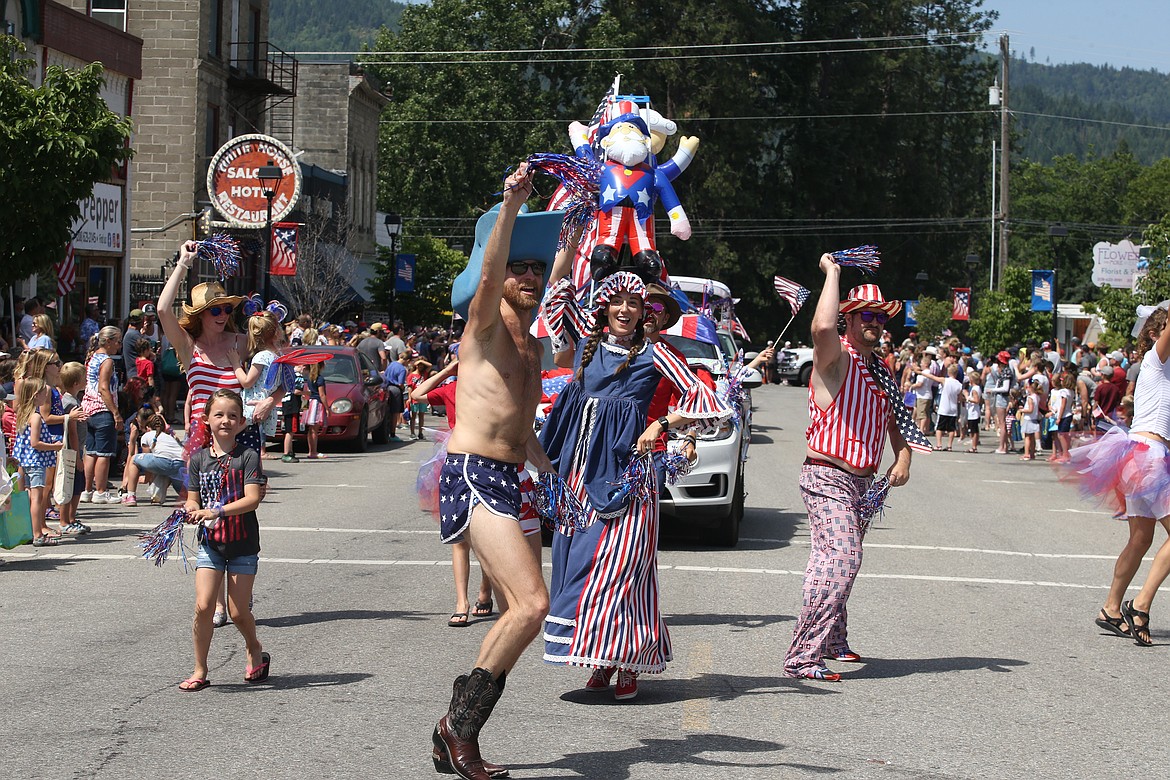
[451,203,565,320]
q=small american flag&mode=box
[587,74,621,156]
[731,315,750,340]
[270,222,298,276]
[952,288,971,321]
[56,241,76,297]
[773,275,810,314]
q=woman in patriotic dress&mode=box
[539,271,731,700]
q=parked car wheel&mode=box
[799,364,813,387]
[706,463,744,548]
[350,410,369,452]
[370,412,389,445]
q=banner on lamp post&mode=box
[904,300,918,328]
[952,288,970,321]
[395,253,416,293]
[1031,270,1055,312]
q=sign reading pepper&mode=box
[206,134,302,229]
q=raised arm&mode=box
[157,241,197,371]
[466,163,534,334]
[811,253,843,378]
[410,358,458,404]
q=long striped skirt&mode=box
[543,488,672,674]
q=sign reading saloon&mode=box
[1091,239,1141,289]
[206,134,302,228]
[70,182,124,252]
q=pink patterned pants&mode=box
[783,463,872,676]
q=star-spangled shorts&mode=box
[438,453,541,544]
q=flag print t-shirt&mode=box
[189,445,265,558]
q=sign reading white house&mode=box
[70,182,124,252]
[1091,240,1141,289]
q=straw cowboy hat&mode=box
[838,284,902,317]
[645,283,682,329]
[182,281,246,318]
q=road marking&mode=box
[681,642,712,731]
[269,484,370,489]
[0,551,1122,589]
[739,538,1135,561]
[83,522,437,536]
[981,480,1037,485]
[1050,508,1114,516]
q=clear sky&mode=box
[985,1,1170,72]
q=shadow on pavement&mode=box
[664,612,795,630]
[509,733,838,778]
[256,609,430,628]
[0,555,83,571]
[846,656,1029,679]
[660,508,801,551]
[213,672,374,690]
[558,672,840,707]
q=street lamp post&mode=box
[1047,224,1069,350]
[256,159,284,301]
[965,253,980,316]
[383,212,403,325]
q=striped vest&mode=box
[806,338,890,471]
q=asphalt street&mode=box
[2,382,1166,780]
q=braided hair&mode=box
[574,307,607,383]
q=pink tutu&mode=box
[302,399,325,427]
[416,429,451,519]
[1064,426,1170,519]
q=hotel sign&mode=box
[207,134,302,228]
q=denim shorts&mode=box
[24,466,47,489]
[85,411,117,457]
[132,453,184,483]
[195,542,259,575]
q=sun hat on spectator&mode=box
[181,282,245,318]
[996,350,1012,364]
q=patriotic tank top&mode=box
[187,346,241,425]
[81,352,119,417]
[806,338,890,471]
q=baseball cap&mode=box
[129,308,144,320]
[142,303,157,316]
[370,322,385,332]
[1108,351,1124,362]
[1042,341,1051,349]
[962,346,972,355]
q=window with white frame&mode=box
[90,0,127,32]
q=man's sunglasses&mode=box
[208,304,234,316]
[646,302,666,315]
[858,310,889,324]
[507,261,547,277]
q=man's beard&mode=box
[502,283,539,311]
[605,135,649,166]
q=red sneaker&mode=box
[585,667,615,690]
[825,649,862,663]
[614,669,638,700]
[796,666,841,682]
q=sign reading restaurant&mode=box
[206,134,302,228]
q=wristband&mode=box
[657,416,670,432]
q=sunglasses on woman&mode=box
[858,310,889,324]
[208,304,234,316]
[507,261,546,277]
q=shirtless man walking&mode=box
[430,163,559,780]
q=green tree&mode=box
[368,234,468,327]
[909,296,953,343]
[1082,285,1138,348]
[967,265,1051,352]
[0,37,134,286]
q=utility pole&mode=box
[997,34,1010,290]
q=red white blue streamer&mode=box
[662,451,693,485]
[857,476,891,532]
[198,233,242,280]
[138,509,195,569]
[608,450,657,507]
[535,471,589,532]
[523,152,602,248]
[832,245,881,275]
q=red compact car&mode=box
[275,346,389,451]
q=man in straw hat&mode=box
[782,253,932,682]
[431,162,562,780]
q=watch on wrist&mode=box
[657,416,670,432]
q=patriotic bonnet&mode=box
[839,284,901,317]
[594,272,647,309]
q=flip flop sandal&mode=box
[448,612,470,627]
[32,534,59,547]
[179,677,210,692]
[245,652,271,683]
[473,599,494,617]
[1121,600,1153,647]
[1095,609,1131,637]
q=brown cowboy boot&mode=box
[431,668,505,779]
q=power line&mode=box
[380,109,993,125]
[1013,110,1170,133]
[291,31,986,58]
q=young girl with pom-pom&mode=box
[178,388,268,691]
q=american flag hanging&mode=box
[270,222,298,276]
[952,288,971,321]
[773,275,810,314]
[867,357,933,454]
[56,241,76,297]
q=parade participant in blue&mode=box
[568,98,692,284]
[430,162,563,780]
[538,263,731,702]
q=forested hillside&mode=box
[1012,57,1170,164]
[269,0,406,54]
